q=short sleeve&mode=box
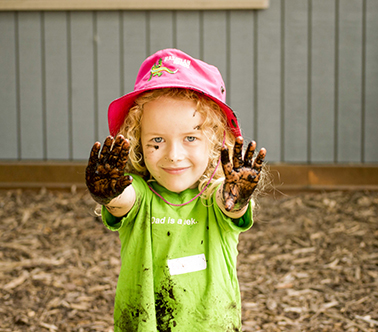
[101,206,124,231]
[231,201,253,230]
[101,174,149,231]
[211,188,254,233]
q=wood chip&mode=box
[0,189,377,331]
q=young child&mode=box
[85,49,266,332]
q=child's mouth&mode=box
[162,167,190,175]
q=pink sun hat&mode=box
[108,48,241,137]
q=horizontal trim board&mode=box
[0,162,87,188]
[269,164,378,187]
[0,0,269,11]
[0,162,377,192]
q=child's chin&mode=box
[163,181,198,193]
[166,185,189,193]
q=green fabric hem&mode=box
[101,206,124,231]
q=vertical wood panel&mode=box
[364,0,378,162]
[256,0,281,162]
[44,12,70,160]
[149,11,174,53]
[122,11,148,96]
[283,0,308,162]
[229,11,254,141]
[176,11,201,59]
[203,11,228,85]
[96,11,121,139]
[0,12,18,159]
[18,12,44,159]
[70,11,95,160]
[337,0,363,162]
[310,0,336,163]
[1,5,378,164]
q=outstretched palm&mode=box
[221,136,266,211]
[85,135,133,205]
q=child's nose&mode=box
[166,141,185,162]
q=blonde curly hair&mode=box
[117,88,236,198]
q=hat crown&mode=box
[134,49,227,103]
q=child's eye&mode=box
[186,136,197,142]
[152,137,164,143]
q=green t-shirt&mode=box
[102,174,253,332]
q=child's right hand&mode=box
[85,135,133,206]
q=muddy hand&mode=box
[221,136,266,212]
[85,135,133,205]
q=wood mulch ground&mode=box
[0,188,377,332]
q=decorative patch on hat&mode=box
[149,58,178,81]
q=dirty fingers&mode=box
[221,137,266,212]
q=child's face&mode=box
[141,96,210,193]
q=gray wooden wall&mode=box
[1,0,377,163]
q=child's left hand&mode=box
[220,137,266,212]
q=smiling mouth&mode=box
[162,167,190,175]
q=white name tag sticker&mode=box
[167,254,207,276]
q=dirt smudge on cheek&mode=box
[146,144,159,150]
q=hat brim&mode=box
[108,85,241,138]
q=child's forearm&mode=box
[105,185,136,217]
[215,185,250,219]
